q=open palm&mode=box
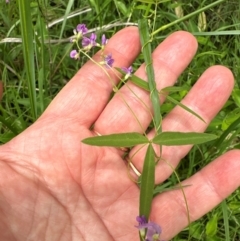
[0,27,239,241]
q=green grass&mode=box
[1,0,240,240]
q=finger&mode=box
[130,66,234,182]
[42,27,141,127]
[151,150,240,240]
[94,31,198,134]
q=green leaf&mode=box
[165,95,205,123]
[138,19,161,133]
[153,183,191,196]
[115,67,150,91]
[115,1,128,15]
[139,144,155,220]
[232,89,240,108]
[82,133,149,147]
[206,214,218,237]
[116,69,203,125]
[189,222,204,239]
[221,108,240,130]
[131,74,150,91]
[152,132,218,146]
[161,86,190,93]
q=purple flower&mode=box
[76,24,88,35]
[122,66,133,80]
[104,53,114,68]
[122,66,133,75]
[145,222,162,241]
[101,34,108,46]
[71,24,88,42]
[70,50,80,60]
[6,0,9,2]
[135,216,162,241]
[136,215,148,225]
[82,33,97,51]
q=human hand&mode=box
[0,27,239,241]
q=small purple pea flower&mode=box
[76,24,88,35]
[136,215,148,225]
[135,216,162,241]
[70,24,88,42]
[103,53,114,68]
[101,34,108,46]
[122,66,133,80]
[70,50,80,60]
[82,33,97,51]
[6,0,9,3]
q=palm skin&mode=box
[0,27,240,241]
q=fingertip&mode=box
[180,64,234,123]
[170,30,198,48]
[204,65,234,89]
[217,149,240,171]
[161,30,198,54]
[153,31,198,77]
[224,149,240,157]
[106,26,141,60]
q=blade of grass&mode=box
[18,0,37,119]
[59,0,74,39]
[35,13,47,114]
[221,200,230,241]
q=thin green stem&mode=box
[151,0,226,36]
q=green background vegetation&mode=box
[0,0,240,240]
